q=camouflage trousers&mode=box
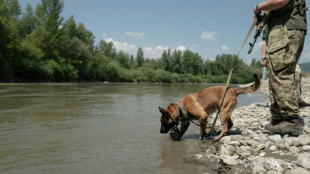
[266,26,305,120]
[268,64,302,104]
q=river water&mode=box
[0,83,266,174]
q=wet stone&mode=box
[183,153,221,170]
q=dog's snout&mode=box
[160,125,169,134]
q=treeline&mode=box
[0,0,261,83]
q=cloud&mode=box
[144,45,169,58]
[201,31,217,41]
[221,45,230,51]
[104,38,137,54]
[102,37,186,59]
[176,46,186,51]
[125,31,146,39]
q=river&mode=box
[0,83,266,174]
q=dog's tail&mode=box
[235,74,260,95]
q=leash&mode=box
[176,102,201,127]
[206,16,260,137]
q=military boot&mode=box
[265,116,304,136]
[299,101,310,108]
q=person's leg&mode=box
[265,27,305,135]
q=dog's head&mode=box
[158,103,179,134]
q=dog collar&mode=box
[176,102,186,121]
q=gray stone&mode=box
[237,149,252,157]
[268,134,282,142]
[284,137,293,146]
[303,126,310,134]
[240,145,251,151]
[266,171,283,174]
[227,165,251,174]
[289,146,300,154]
[251,122,260,127]
[264,159,284,172]
[228,141,241,146]
[241,128,255,136]
[220,136,231,144]
[259,135,269,143]
[269,145,278,151]
[247,139,259,147]
[277,143,286,150]
[251,156,267,174]
[262,120,271,127]
[290,137,301,147]
[275,138,285,144]
[298,134,310,146]
[253,144,265,152]
[302,146,310,151]
[290,167,310,174]
[220,154,238,166]
[220,144,235,156]
[284,142,291,150]
[230,135,242,141]
[304,118,310,127]
[253,136,261,141]
[297,153,310,169]
[247,129,255,135]
[238,140,248,146]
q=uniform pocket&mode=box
[267,31,291,72]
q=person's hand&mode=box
[261,59,267,67]
[253,4,261,15]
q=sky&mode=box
[19,0,310,64]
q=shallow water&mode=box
[0,83,266,174]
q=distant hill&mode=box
[300,62,310,72]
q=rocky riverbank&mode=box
[184,78,310,174]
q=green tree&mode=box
[160,49,173,72]
[35,0,64,60]
[171,50,182,73]
[0,0,23,80]
[181,50,203,75]
[18,4,36,38]
[129,54,135,68]
[115,50,130,69]
[88,52,119,81]
[136,47,144,67]
[98,40,116,59]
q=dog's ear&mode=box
[158,107,169,119]
[158,107,166,114]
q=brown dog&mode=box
[159,74,260,141]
